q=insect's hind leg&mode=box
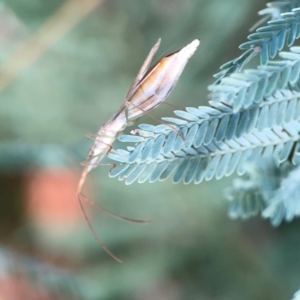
[77,191,123,262]
[79,191,150,224]
[77,188,150,261]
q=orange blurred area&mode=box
[24,168,90,232]
[0,278,56,300]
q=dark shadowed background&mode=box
[0,1,299,299]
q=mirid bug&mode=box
[78,38,200,262]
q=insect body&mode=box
[77,38,200,262]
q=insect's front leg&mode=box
[86,132,115,140]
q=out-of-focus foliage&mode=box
[250,0,300,32]
[0,245,90,299]
[1,1,300,300]
[225,158,300,226]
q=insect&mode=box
[77,38,200,262]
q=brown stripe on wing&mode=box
[126,84,176,121]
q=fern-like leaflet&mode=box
[214,6,300,83]
[108,48,300,186]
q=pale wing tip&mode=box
[189,39,200,50]
[194,38,201,45]
[181,39,200,57]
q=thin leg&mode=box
[77,185,150,261]
[86,132,115,140]
[127,101,185,141]
[77,192,123,263]
[77,166,150,224]
[79,192,150,224]
[81,161,115,168]
[77,168,121,261]
[82,152,112,167]
[125,103,130,126]
[163,101,184,110]
[81,145,125,168]
[82,161,116,174]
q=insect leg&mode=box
[81,153,114,169]
[79,191,150,224]
[125,104,129,126]
[86,132,116,141]
[81,146,124,170]
[126,101,185,141]
[81,160,115,169]
[77,192,123,262]
[163,101,184,110]
[81,134,116,168]
[77,169,150,261]
[78,165,150,224]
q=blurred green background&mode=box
[0,0,300,299]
